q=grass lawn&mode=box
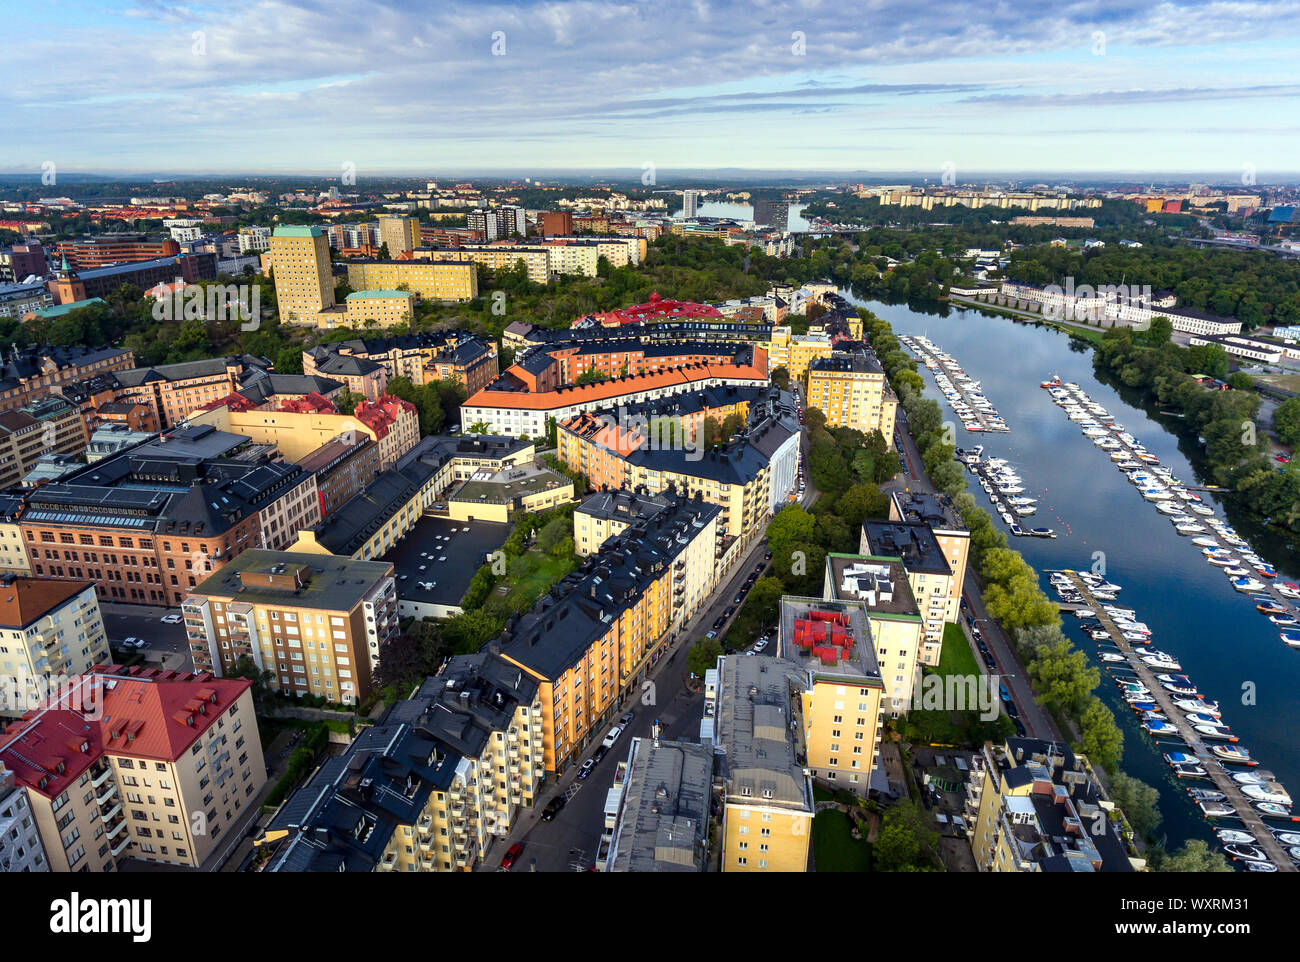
[812,810,873,872]
[935,623,979,679]
[500,548,576,611]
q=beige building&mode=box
[445,462,574,523]
[0,498,31,576]
[269,225,336,322]
[572,489,670,556]
[377,215,421,256]
[0,577,111,718]
[767,327,832,382]
[343,290,415,328]
[344,260,478,302]
[0,396,88,490]
[184,550,398,706]
[0,666,266,871]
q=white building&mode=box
[682,190,699,218]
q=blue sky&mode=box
[6,0,1300,177]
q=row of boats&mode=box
[1043,377,1300,650]
[958,446,1056,538]
[1049,571,1298,870]
[900,334,1009,432]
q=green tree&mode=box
[1078,696,1123,773]
[1275,397,1300,448]
[1156,839,1233,873]
[1108,772,1162,840]
[688,637,723,677]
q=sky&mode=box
[6,0,1300,178]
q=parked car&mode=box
[541,797,565,821]
[601,725,624,749]
[620,711,635,726]
[705,630,718,640]
[592,746,607,763]
[160,614,183,625]
[722,606,735,619]
[577,758,595,780]
[121,637,145,649]
[712,617,725,631]
[982,650,997,670]
[1276,454,1292,463]
[501,843,524,869]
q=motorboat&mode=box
[1185,712,1223,726]
[1144,719,1181,736]
[1176,699,1218,715]
[1195,725,1237,741]
[1242,783,1293,806]
[1190,789,1227,803]
[1269,615,1298,627]
[1142,655,1181,671]
[1027,528,1056,538]
[1231,771,1270,785]
[1191,537,1220,548]
[1201,801,1236,818]
[1281,629,1300,648]
[1257,601,1288,615]
[1223,843,1268,862]
[1232,577,1267,593]
[1223,566,1251,577]
[1206,555,1235,567]
[1100,651,1126,663]
[1246,861,1278,872]
[1173,521,1205,534]
[1088,629,1112,641]
[1255,802,1292,818]
[1272,831,1300,846]
[1216,828,1255,844]
[1277,583,1300,599]
[1212,744,1256,765]
[1171,762,1208,778]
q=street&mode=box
[102,602,194,672]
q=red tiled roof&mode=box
[276,392,336,414]
[0,665,251,799]
[574,292,723,328]
[0,577,93,629]
[354,394,416,439]
[198,392,256,413]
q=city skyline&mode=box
[7,0,1300,175]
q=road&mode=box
[887,407,1062,742]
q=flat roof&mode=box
[861,520,951,576]
[824,554,920,618]
[190,550,393,611]
[381,515,511,609]
[345,289,415,300]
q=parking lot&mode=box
[102,602,192,671]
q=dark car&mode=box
[620,711,635,726]
[764,550,772,560]
[982,650,997,670]
[541,797,566,821]
[733,593,745,605]
[501,843,524,870]
[1013,717,1027,737]
[755,562,766,573]
[712,617,726,631]
[577,758,595,780]
[593,746,607,763]
[723,606,735,619]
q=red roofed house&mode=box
[575,291,724,328]
[354,395,420,467]
[0,664,265,871]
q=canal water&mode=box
[842,291,1300,852]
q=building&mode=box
[377,214,421,256]
[269,225,336,323]
[0,344,134,416]
[0,281,52,319]
[112,354,273,429]
[0,396,88,489]
[541,211,573,237]
[707,652,815,872]
[466,206,525,241]
[806,344,898,439]
[465,349,769,439]
[342,289,416,329]
[184,550,397,704]
[682,190,699,218]
[573,489,671,556]
[0,496,30,575]
[262,657,543,872]
[860,519,958,663]
[20,425,322,605]
[492,496,723,772]
[297,433,382,518]
[889,490,971,646]
[52,236,180,270]
[823,554,924,719]
[602,732,711,872]
[752,198,789,231]
[85,423,156,462]
[445,461,574,523]
[1188,332,1291,364]
[48,253,216,305]
[0,665,266,871]
[966,738,1138,872]
[303,331,497,398]
[343,260,477,303]
[0,762,49,871]
[0,241,47,284]
[0,577,111,718]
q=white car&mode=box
[121,637,145,649]
[160,614,183,624]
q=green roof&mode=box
[272,225,324,238]
[346,289,416,300]
[32,297,107,318]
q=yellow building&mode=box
[767,327,832,381]
[806,348,898,439]
[572,489,670,556]
[496,497,721,772]
[344,260,478,302]
[0,501,30,575]
[377,214,421,255]
[269,225,336,322]
[343,290,416,328]
[417,245,550,284]
[967,738,1140,872]
[445,462,574,523]
[887,490,972,648]
[183,550,399,705]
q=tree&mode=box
[1276,397,1300,448]
[687,637,723,677]
[874,799,938,871]
[1026,638,1099,715]
[335,390,363,415]
[1157,839,1233,873]
[1078,696,1123,773]
[1108,772,1162,840]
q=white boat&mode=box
[1242,783,1293,806]
[1176,699,1218,715]
[1191,537,1220,548]
[1212,744,1254,764]
[1100,652,1126,663]
[1216,828,1255,844]
[1195,724,1236,741]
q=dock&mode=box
[1061,571,1297,870]
[900,335,1009,433]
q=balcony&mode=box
[90,766,113,789]
[417,838,432,853]
[379,853,397,871]
[104,816,127,839]
[110,834,131,857]
[417,816,433,834]
[99,800,123,823]
[95,783,118,806]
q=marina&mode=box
[1053,570,1298,870]
[898,334,1010,433]
[958,445,1056,538]
[1043,377,1300,650]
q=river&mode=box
[840,290,1300,852]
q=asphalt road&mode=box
[887,408,1061,742]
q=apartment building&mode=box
[48,253,216,305]
[465,349,769,439]
[297,433,382,518]
[377,214,421,255]
[0,762,49,871]
[112,354,273,429]
[0,577,111,718]
[602,733,711,872]
[888,490,971,638]
[303,331,497,397]
[445,462,574,523]
[20,425,321,605]
[263,656,543,872]
[967,738,1137,872]
[0,396,88,490]
[0,665,265,871]
[52,236,181,270]
[269,225,336,322]
[0,496,30,575]
[573,489,671,556]
[344,259,477,302]
[0,281,52,319]
[342,290,415,328]
[184,551,396,704]
[494,496,722,773]
[0,344,134,416]
[860,520,956,664]
[766,327,833,382]
[708,652,815,872]
[806,345,898,440]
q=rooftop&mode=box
[823,555,921,618]
[606,736,712,873]
[861,520,952,576]
[189,550,393,611]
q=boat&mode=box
[1223,566,1251,577]
[1100,651,1126,663]
[1256,802,1292,818]
[1195,725,1237,741]
[1232,771,1270,785]
[1257,602,1288,615]
[1040,375,1062,389]
[1223,843,1268,861]
[1269,615,1298,627]
[1171,762,1209,778]
[1241,783,1293,806]
[1142,655,1181,671]
[1281,629,1300,648]
[1144,719,1182,736]
[1272,832,1300,846]
[1200,801,1236,818]
[1212,745,1256,765]
[1186,712,1223,726]
[1163,682,1199,695]
[1277,583,1300,599]
[1232,577,1267,593]
[1191,537,1220,547]
[1190,788,1227,802]
[1216,828,1256,844]
[1028,528,1056,538]
[1246,861,1279,872]
[1206,555,1235,567]
[1175,699,1218,715]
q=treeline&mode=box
[1007,243,1300,329]
[1094,326,1300,533]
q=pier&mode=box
[900,335,1009,433]
[1060,571,1297,870]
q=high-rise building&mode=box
[682,190,699,218]
[752,198,789,231]
[805,344,898,440]
[268,225,335,323]
[377,215,421,255]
